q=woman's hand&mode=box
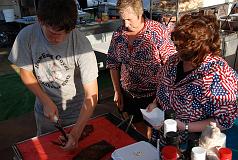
[146,101,157,112]
[114,91,124,111]
[176,119,186,131]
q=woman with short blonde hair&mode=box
[117,0,144,17]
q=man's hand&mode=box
[60,132,78,150]
[114,91,123,111]
[42,99,59,122]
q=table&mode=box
[11,113,238,160]
[14,19,36,25]
[12,113,147,160]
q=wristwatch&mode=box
[185,122,189,133]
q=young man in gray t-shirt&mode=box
[8,0,98,150]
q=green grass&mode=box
[0,74,35,121]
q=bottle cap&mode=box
[161,145,178,160]
[164,109,176,120]
[219,148,232,160]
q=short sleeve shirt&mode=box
[8,23,98,119]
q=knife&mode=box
[53,116,68,142]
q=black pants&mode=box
[122,89,155,123]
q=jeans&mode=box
[34,109,78,136]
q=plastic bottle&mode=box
[166,131,179,147]
[159,109,176,152]
[184,132,200,160]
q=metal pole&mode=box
[150,0,153,19]
[176,0,179,22]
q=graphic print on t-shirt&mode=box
[34,53,71,89]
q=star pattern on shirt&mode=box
[177,95,187,105]
[133,39,142,47]
[157,84,170,106]
[211,74,228,96]
[156,54,238,133]
[186,84,202,98]
[135,51,151,61]
[203,101,216,115]
[115,35,125,44]
[151,31,159,44]
[168,67,176,77]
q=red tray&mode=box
[12,113,146,160]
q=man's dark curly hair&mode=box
[171,13,221,67]
[37,0,77,32]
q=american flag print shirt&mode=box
[106,19,176,98]
[156,54,238,129]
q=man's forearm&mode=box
[73,96,97,136]
[20,68,51,104]
[71,79,98,139]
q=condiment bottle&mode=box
[184,132,200,160]
[166,131,179,147]
[159,109,176,152]
[219,147,232,160]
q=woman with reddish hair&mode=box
[147,13,238,141]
